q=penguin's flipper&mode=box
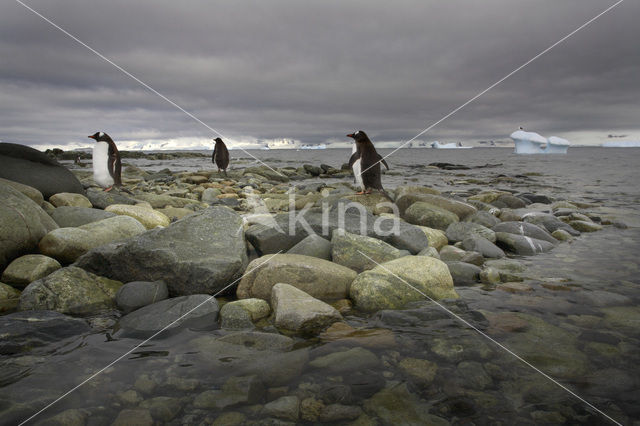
[212,148,216,164]
[348,152,359,168]
[377,154,390,170]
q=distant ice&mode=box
[510,130,569,154]
[602,141,640,148]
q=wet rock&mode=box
[0,183,58,269]
[112,409,153,426]
[310,347,380,373]
[492,193,527,209]
[49,192,92,208]
[0,310,90,355]
[479,267,501,284]
[457,361,492,390]
[394,185,440,200]
[465,210,501,228]
[461,236,505,258]
[1,255,61,289]
[19,266,122,315]
[115,280,169,314]
[569,220,602,232]
[493,221,557,244]
[0,143,84,198]
[398,357,438,383]
[417,246,440,259]
[272,283,342,335]
[417,226,448,250]
[222,299,271,327]
[39,408,88,426]
[218,331,294,352]
[105,204,170,229]
[303,164,322,176]
[237,254,356,301]
[76,207,247,296]
[364,383,448,426]
[497,282,533,293]
[263,395,300,421]
[484,259,526,282]
[319,404,363,422]
[331,230,409,273]
[85,188,137,209]
[404,202,459,230]
[244,165,290,182]
[439,245,467,262]
[523,212,580,236]
[39,215,147,263]
[212,412,246,426]
[300,397,325,422]
[117,294,219,335]
[50,206,116,227]
[0,282,21,312]
[495,232,555,255]
[194,375,265,409]
[286,234,331,260]
[396,193,477,219]
[139,396,182,422]
[445,261,481,286]
[551,229,573,241]
[446,222,496,243]
[220,302,255,330]
[134,193,203,209]
[318,322,396,348]
[350,256,457,312]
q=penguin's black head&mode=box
[88,132,110,142]
[347,130,368,143]
[214,137,223,144]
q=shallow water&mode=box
[4,147,640,424]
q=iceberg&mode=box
[510,130,569,154]
[602,141,640,148]
[430,141,472,149]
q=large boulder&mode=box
[495,232,555,255]
[1,254,61,289]
[75,207,248,296]
[116,294,219,336]
[39,215,147,263]
[349,256,458,311]
[18,266,123,315]
[49,193,92,208]
[286,234,332,260]
[396,193,476,219]
[403,202,459,230]
[105,204,171,229]
[0,143,84,198]
[444,261,481,286]
[0,177,44,205]
[50,206,117,228]
[271,283,342,335]
[237,254,356,301]
[461,236,505,259]
[331,230,408,273]
[522,213,580,236]
[0,183,58,269]
[116,280,169,314]
[446,222,496,243]
[493,221,558,244]
[86,188,137,209]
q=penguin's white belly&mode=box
[93,142,114,188]
[353,158,363,189]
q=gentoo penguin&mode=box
[347,131,389,194]
[212,137,230,175]
[350,142,364,191]
[88,132,122,191]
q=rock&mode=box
[263,396,300,421]
[398,357,438,383]
[461,236,505,258]
[338,193,395,215]
[237,254,356,301]
[394,185,440,200]
[318,322,396,348]
[115,280,169,313]
[445,261,481,286]
[403,202,459,230]
[495,232,555,255]
[227,299,271,321]
[156,206,195,221]
[0,143,84,198]
[0,177,44,205]
[300,397,325,422]
[310,347,380,373]
[523,213,580,236]
[18,266,122,315]
[48,192,92,208]
[0,310,90,355]
[319,404,362,422]
[331,230,408,273]
[438,245,467,262]
[303,164,322,176]
[85,188,137,209]
[245,222,307,255]
[492,221,558,244]
[218,331,294,352]
[271,283,342,334]
[287,234,331,260]
[460,251,484,266]
[39,408,88,426]
[479,267,501,284]
[39,215,147,263]
[112,409,153,426]
[446,222,496,243]
[569,220,602,232]
[0,282,21,312]
[117,294,219,335]
[349,256,457,312]
[465,210,501,228]
[75,207,248,296]
[105,204,170,229]
[417,226,448,250]
[49,206,116,227]
[244,165,289,182]
[220,302,255,330]
[0,183,58,269]
[194,375,265,409]
[492,193,527,209]
[396,193,477,219]
[364,383,448,426]
[1,255,61,288]
[139,396,182,422]
[497,282,533,293]
[201,187,223,203]
[134,192,203,209]
[484,259,526,281]
[457,361,492,390]
[417,246,440,259]
[212,412,246,426]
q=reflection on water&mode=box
[3,147,640,424]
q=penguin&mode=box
[347,131,389,195]
[350,142,364,191]
[88,131,122,191]
[212,137,230,176]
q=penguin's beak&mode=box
[347,134,355,139]
[88,135,95,140]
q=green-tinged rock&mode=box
[212,412,246,426]
[139,396,182,422]
[0,282,21,312]
[551,229,573,241]
[339,193,395,214]
[310,347,380,373]
[600,306,640,332]
[394,185,440,200]
[263,395,300,421]
[417,226,448,250]
[331,230,409,273]
[0,177,44,205]
[105,204,170,229]
[18,266,123,315]
[237,254,357,301]
[243,166,289,182]
[349,256,457,312]
[133,192,204,208]
[223,298,271,321]
[194,375,264,409]
[48,192,92,208]
[446,221,496,243]
[398,357,438,383]
[272,283,342,335]
[111,409,153,426]
[50,206,116,227]
[569,220,602,232]
[1,254,61,288]
[364,383,449,426]
[38,408,88,426]
[404,202,459,230]
[39,215,147,263]
[287,234,332,260]
[220,302,255,330]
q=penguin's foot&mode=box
[103,186,113,192]
[365,189,373,194]
[356,191,366,195]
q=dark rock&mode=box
[396,193,476,219]
[522,213,580,236]
[0,143,84,198]
[116,280,169,313]
[446,222,496,243]
[286,234,331,260]
[75,207,247,296]
[465,210,501,228]
[445,261,481,286]
[461,236,505,258]
[493,221,558,244]
[491,194,527,209]
[518,193,553,204]
[86,188,137,209]
[495,232,555,255]
[50,206,117,228]
[303,164,322,176]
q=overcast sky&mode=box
[1,0,638,150]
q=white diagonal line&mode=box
[360,0,626,176]
[356,250,622,426]
[19,251,282,425]
[15,0,284,177]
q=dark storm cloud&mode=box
[1,0,638,148]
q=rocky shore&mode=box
[0,155,634,425]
